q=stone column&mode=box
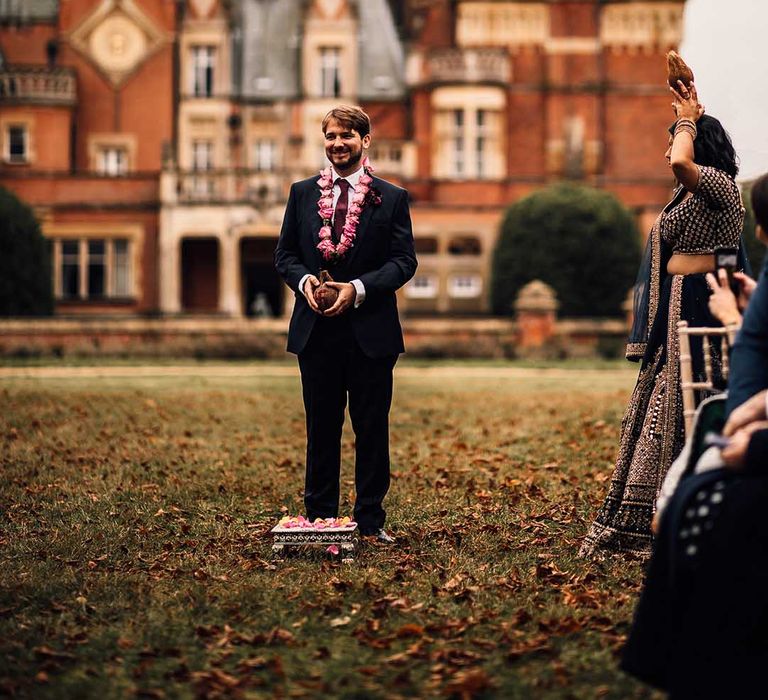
[219,233,241,317]
[514,280,559,350]
[159,208,181,314]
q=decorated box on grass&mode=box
[271,516,359,563]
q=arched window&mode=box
[414,237,438,255]
[448,236,481,256]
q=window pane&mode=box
[192,141,213,170]
[319,47,341,97]
[253,140,276,171]
[192,46,215,97]
[448,275,482,298]
[61,240,79,299]
[406,275,438,299]
[448,237,481,255]
[8,125,26,162]
[88,240,105,298]
[477,136,485,178]
[453,137,464,175]
[98,147,127,175]
[414,237,438,254]
[450,110,465,176]
[113,239,130,296]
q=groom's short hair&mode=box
[322,106,371,138]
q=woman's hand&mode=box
[669,81,704,191]
[670,81,705,122]
[722,420,768,469]
[705,269,742,326]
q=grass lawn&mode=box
[0,364,662,699]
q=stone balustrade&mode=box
[0,281,636,360]
[0,66,76,105]
[169,169,292,205]
[424,48,510,85]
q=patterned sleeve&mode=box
[695,165,740,210]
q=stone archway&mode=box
[240,237,283,317]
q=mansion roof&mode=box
[0,0,58,21]
[234,0,404,101]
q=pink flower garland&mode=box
[276,515,357,530]
[316,157,375,262]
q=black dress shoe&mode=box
[362,528,395,544]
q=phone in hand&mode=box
[714,247,740,297]
[703,431,730,449]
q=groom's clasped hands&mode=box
[303,274,357,317]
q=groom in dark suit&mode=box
[274,106,417,541]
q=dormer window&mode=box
[191,46,216,98]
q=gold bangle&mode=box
[674,124,697,140]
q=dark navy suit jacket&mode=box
[727,257,768,467]
[274,174,417,358]
[727,258,768,416]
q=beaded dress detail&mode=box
[581,165,744,558]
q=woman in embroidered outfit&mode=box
[580,81,747,558]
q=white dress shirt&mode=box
[299,164,366,308]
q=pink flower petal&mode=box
[326,545,339,555]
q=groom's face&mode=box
[324,118,370,176]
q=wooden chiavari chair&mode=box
[677,320,736,438]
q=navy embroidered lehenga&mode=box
[580,165,746,558]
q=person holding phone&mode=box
[719,172,768,467]
[620,175,768,696]
[705,174,768,331]
[581,80,747,558]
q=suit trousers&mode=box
[297,314,397,533]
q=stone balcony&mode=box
[0,66,77,106]
[162,169,301,206]
[422,48,510,85]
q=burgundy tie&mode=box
[333,179,350,244]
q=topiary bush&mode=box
[0,187,53,316]
[491,183,642,317]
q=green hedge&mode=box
[0,187,53,316]
[491,183,642,317]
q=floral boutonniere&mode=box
[364,185,382,208]
[316,157,380,262]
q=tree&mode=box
[491,183,642,317]
[0,187,53,316]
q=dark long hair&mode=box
[668,114,739,179]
